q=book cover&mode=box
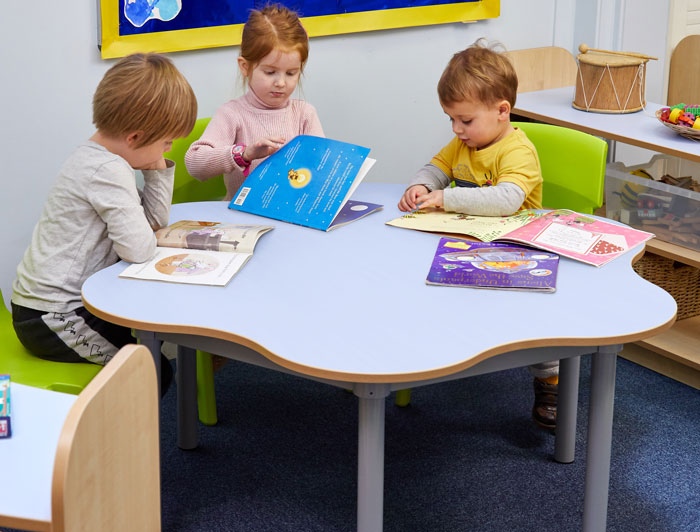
[426,238,558,292]
[328,200,383,230]
[388,209,653,267]
[118,220,273,286]
[229,135,378,231]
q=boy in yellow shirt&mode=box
[398,40,558,429]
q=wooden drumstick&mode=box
[578,43,658,61]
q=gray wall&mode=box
[0,0,668,303]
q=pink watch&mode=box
[232,144,251,176]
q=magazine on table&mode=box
[388,208,654,267]
[119,220,273,286]
[426,238,559,292]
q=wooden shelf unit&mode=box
[634,240,700,387]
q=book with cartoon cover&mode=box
[388,209,653,267]
[426,238,559,292]
[118,220,273,286]
[228,135,381,231]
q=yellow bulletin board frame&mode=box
[99,1,500,59]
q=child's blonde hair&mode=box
[437,40,518,108]
[240,4,309,76]
[93,53,197,148]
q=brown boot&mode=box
[532,377,558,430]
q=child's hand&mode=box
[243,137,286,162]
[398,185,429,211]
[415,189,444,210]
[138,157,168,171]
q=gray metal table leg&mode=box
[177,345,199,450]
[583,346,620,532]
[355,383,390,532]
[135,330,162,386]
[555,355,581,463]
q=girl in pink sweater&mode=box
[185,5,324,200]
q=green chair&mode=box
[394,123,608,407]
[0,289,102,394]
[165,117,225,426]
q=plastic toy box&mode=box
[605,158,700,252]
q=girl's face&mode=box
[239,48,302,108]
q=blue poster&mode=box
[100,0,499,58]
[119,1,475,35]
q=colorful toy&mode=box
[659,104,700,128]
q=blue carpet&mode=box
[156,356,700,532]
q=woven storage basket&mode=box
[655,109,700,140]
[633,254,700,320]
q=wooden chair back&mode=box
[668,35,700,105]
[506,46,577,93]
[51,344,160,531]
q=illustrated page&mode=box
[386,209,546,241]
[119,248,251,286]
[155,220,273,253]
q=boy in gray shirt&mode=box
[11,53,197,395]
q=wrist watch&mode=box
[232,144,251,176]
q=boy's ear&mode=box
[125,130,145,147]
[497,100,511,120]
[237,56,249,78]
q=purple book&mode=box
[426,238,559,292]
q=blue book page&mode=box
[229,136,371,231]
[426,238,559,292]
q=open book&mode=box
[388,209,654,267]
[119,220,273,286]
[228,135,382,231]
[426,238,559,292]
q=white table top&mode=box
[82,183,676,383]
[0,383,76,525]
[514,87,700,163]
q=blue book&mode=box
[426,238,559,292]
[229,135,379,231]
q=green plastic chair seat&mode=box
[0,291,102,395]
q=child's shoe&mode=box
[532,376,558,430]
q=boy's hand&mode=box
[244,137,286,162]
[398,185,430,211]
[415,189,444,210]
[139,157,167,171]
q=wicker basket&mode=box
[655,109,700,140]
[633,254,700,320]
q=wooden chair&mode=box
[506,46,578,93]
[668,35,700,105]
[0,344,160,532]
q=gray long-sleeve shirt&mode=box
[12,141,173,312]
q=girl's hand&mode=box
[415,189,444,210]
[243,137,286,162]
[398,185,429,211]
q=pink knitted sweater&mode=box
[185,90,324,200]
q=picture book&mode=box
[388,209,654,267]
[0,374,10,438]
[229,135,380,231]
[119,220,273,286]
[426,238,559,292]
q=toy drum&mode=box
[573,51,649,113]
